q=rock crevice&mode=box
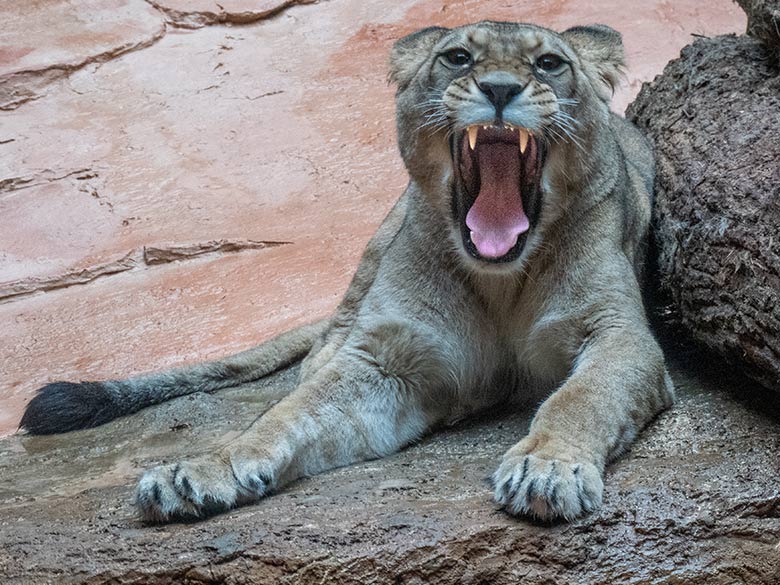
[0,22,167,111]
[0,239,291,303]
[143,0,320,29]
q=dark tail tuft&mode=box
[19,382,119,435]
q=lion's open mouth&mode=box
[453,124,544,263]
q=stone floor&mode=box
[0,0,746,437]
[1,355,779,583]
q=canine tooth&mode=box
[519,128,529,154]
[467,126,478,150]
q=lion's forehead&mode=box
[448,22,564,62]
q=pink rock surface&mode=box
[147,0,318,28]
[0,0,746,436]
[0,0,165,109]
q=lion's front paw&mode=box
[135,453,274,522]
[492,453,603,521]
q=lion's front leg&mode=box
[136,323,451,522]
[494,319,675,521]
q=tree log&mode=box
[628,34,780,393]
[735,0,780,57]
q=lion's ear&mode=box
[562,24,625,102]
[389,26,449,92]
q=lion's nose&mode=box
[476,81,524,116]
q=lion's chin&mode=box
[451,124,544,264]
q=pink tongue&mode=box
[465,142,529,259]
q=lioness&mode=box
[20,21,674,523]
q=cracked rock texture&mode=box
[147,0,319,29]
[0,0,166,110]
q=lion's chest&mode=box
[510,311,575,390]
[480,284,577,392]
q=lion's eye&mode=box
[443,48,473,67]
[536,53,565,72]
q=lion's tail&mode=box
[19,320,327,435]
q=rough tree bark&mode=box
[735,0,780,57]
[628,3,780,393]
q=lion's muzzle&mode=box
[454,124,544,263]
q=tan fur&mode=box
[135,21,674,523]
